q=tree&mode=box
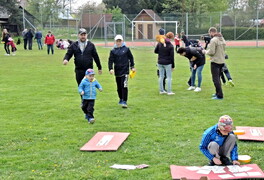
[0,0,23,29]
[138,0,165,13]
[103,0,140,14]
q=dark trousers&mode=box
[175,45,180,51]
[47,44,54,54]
[75,69,86,86]
[28,38,33,50]
[116,75,128,102]
[82,99,95,119]
[4,43,10,54]
[211,62,224,98]
[220,65,232,84]
[23,39,27,50]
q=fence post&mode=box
[234,15,236,40]
[186,12,188,36]
[256,9,259,48]
[219,11,222,33]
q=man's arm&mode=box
[91,44,102,70]
[63,43,74,65]
[206,38,216,56]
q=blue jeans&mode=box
[191,65,204,87]
[47,44,54,54]
[158,64,172,92]
[36,39,42,50]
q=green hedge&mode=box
[188,27,264,40]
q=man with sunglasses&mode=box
[199,115,240,166]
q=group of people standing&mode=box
[2,28,56,55]
[155,27,234,100]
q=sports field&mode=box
[0,45,263,179]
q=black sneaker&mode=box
[208,160,215,166]
[220,156,232,165]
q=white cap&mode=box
[114,35,123,41]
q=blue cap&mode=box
[159,28,165,35]
[85,69,95,75]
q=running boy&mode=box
[78,69,102,124]
[108,35,136,108]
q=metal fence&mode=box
[23,9,264,47]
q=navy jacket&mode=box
[184,47,205,67]
[154,42,175,68]
[35,31,42,39]
[64,41,102,71]
[108,44,134,77]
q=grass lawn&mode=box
[0,44,263,179]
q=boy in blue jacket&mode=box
[78,69,102,124]
[199,115,240,166]
[108,35,136,108]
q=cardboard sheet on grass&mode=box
[170,164,264,180]
[80,132,130,151]
[236,126,264,141]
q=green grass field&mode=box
[0,44,263,179]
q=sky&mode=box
[72,0,102,10]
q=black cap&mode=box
[79,28,87,34]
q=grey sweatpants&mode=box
[208,134,236,159]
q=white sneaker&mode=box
[187,86,195,90]
[167,92,175,95]
[4,54,10,56]
[159,91,167,94]
[194,87,201,92]
[12,53,16,56]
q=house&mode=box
[80,13,113,28]
[0,5,19,34]
[58,10,78,27]
[132,9,163,39]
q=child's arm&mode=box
[78,81,85,95]
[127,48,135,71]
[95,81,103,92]
[108,51,115,74]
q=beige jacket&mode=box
[206,34,226,64]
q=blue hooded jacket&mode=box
[78,78,102,100]
[199,124,238,161]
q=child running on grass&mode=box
[108,35,136,108]
[78,69,102,124]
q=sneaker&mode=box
[212,96,223,100]
[118,99,123,105]
[212,94,217,97]
[88,118,95,124]
[159,91,167,94]
[167,92,175,95]
[194,87,201,92]
[122,101,128,108]
[220,156,232,165]
[187,86,195,91]
[208,160,216,166]
[4,54,10,56]
[12,53,16,56]
[228,80,234,87]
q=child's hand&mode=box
[193,64,197,70]
[99,88,103,92]
[109,69,114,75]
[81,91,84,95]
[131,68,136,72]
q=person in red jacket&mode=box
[45,31,55,55]
[174,33,180,51]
